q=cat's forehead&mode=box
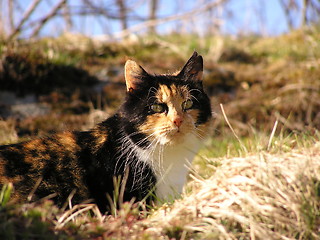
[155,84,189,102]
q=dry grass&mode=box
[35,140,318,239]
[12,140,317,240]
[0,120,18,144]
[1,139,319,239]
[146,143,320,239]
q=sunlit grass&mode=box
[193,129,320,178]
[1,130,319,239]
[161,140,320,240]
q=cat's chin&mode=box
[158,131,190,146]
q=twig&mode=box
[27,176,43,201]
[119,166,130,209]
[56,204,97,229]
[220,103,247,154]
[267,120,278,151]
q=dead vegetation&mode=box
[1,29,319,141]
[1,139,319,239]
[149,143,320,239]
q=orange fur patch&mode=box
[24,139,43,151]
[91,128,108,152]
[56,132,77,152]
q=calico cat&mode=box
[0,52,213,213]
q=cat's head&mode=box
[121,52,213,147]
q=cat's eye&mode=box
[150,104,166,113]
[182,99,193,110]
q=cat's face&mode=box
[121,52,213,147]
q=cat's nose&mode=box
[173,117,183,128]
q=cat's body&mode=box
[0,52,213,213]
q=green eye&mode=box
[182,99,193,110]
[151,104,165,113]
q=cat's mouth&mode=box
[140,122,195,146]
[157,126,191,145]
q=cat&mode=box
[0,52,213,213]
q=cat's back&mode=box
[0,131,93,203]
[0,115,125,206]
[0,131,81,175]
[0,118,114,176]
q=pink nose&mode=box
[173,117,183,127]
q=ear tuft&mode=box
[124,60,147,92]
[178,51,203,82]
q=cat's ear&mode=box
[178,51,203,82]
[124,60,148,92]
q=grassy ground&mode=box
[1,27,319,140]
[0,133,319,239]
[0,27,320,239]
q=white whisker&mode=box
[189,88,201,102]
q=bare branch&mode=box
[62,1,73,32]
[300,0,308,27]
[112,0,227,39]
[148,0,158,34]
[0,0,3,36]
[30,0,67,38]
[116,0,128,31]
[81,0,144,21]
[7,0,42,40]
[8,0,15,32]
[279,0,294,31]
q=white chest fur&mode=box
[147,134,202,200]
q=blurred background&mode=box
[1,0,320,38]
[0,0,319,152]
